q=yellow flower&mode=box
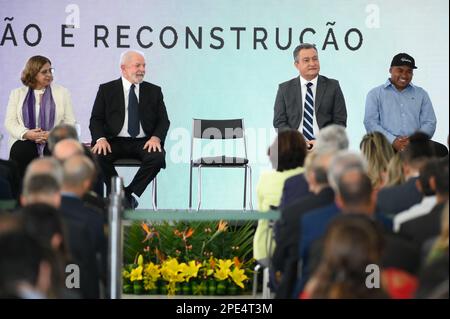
[137,254,144,266]
[130,266,143,282]
[217,259,233,270]
[122,270,131,279]
[214,267,230,281]
[160,258,184,283]
[143,263,160,292]
[143,262,161,282]
[230,267,248,289]
[143,279,157,291]
[214,259,233,281]
[179,261,201,282]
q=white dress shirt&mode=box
[117,77,145,138]
[394,195,437,232]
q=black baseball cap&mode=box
[391,53,417,69]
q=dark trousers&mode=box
[9,140,50,178]
[0,159,21,199]
[97,137,165,197]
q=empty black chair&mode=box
[189,119,253,211]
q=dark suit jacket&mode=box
[279,173,312,209]
[383,230,421,275]
[273,75,347,130]
[89,78,170,143]
[376,177,423,217]
[273,187,334,298]
[273,187,335,273]
[0,177,12,199]
[0,159,20,199]
[60,195,107,284]
[399,202,446,248]
[63,217,100,298]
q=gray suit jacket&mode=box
[273,75,347,130]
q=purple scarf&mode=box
[22,86,56,156]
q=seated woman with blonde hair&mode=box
[384,153,406,187]
[360,132,394,191]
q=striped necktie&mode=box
[303,82,315,141]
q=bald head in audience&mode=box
[62,155,95,198]
[52,139,84,162]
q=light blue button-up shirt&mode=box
[364,79,436,143]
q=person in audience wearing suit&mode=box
[376,132,435,216]
[416,201,449,299]
[4,55,76,178]
[20,203,81,298]
[274,150,336,298]
[398,157,449,247]
[299,169,421,298]
[89,50,170,208]
[20,164,101,299]
[51,137,106,216]
[49,124,105,191]
[59,155,106,297]
[273,43,347,150]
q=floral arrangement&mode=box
[122,220,255,296]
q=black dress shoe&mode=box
[124,194,139,210]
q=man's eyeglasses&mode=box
[40,68,55,75]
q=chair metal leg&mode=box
[243,165,248,211]
[262,267,272,299]
[248,165,253,210]
[189,163,193,210]
[252,263,261,297]
[197,165,202,212]
[151,176,157,211]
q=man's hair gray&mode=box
[22,174,60,198]
[48,124,78,152]
[119,50,145,67]
[328,151,367,192]
[314,125,349,155]
[293,43,318,63]
[24,157,63,187]
[62,155,95,188]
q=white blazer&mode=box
[4,84,76,150]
